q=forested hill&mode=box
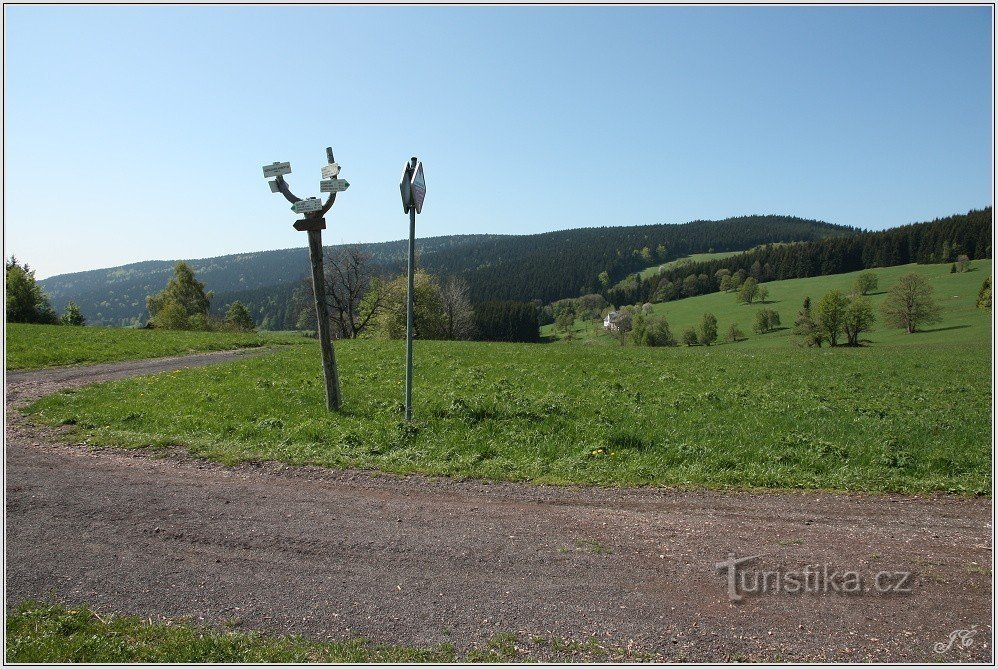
[605,207,993,307]
[450,215,854,303]
[40,215,853,327]
[37,235,501,327]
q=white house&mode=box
[603,310,620,332]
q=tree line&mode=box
[606,208,991,308]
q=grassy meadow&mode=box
[5,602,526,663]
[5,324,304,370]
[638,250,743,279]
[545,261,992,350]
[25,286,991,493]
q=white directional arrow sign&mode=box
[321,163,341,179]
[410,161,426,214]
[320,179,350,193]
[263,161,291,178]
[291,197,323,214]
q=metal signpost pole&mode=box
[262,149,349,411]
[405,166,416,421]
[400,157,426,421]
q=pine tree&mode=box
[792,296,822,347]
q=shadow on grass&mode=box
[912,324,972,334]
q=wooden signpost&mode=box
[262,147,345,411]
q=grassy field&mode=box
[4,602,521,663]
[638,251,743,279]
[5,324,305,370]
[26,283,991,493]
[545,261,992,350]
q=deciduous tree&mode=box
[61,301,86,326]
[737,277,759,304]
[815,290,849,346]
[698,312,718,345]
[224,301,255,332]
[5,256,58,324]
[977,276,992,310]
[881,273,942,334]
[681,326,699,346]
[843,296,875,346]
[440,275,477,340]
[853,272,879,296]
[146,262,213,330]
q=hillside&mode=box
[543,260,992,350]
[37,235,500,327]
[38,215,853,327]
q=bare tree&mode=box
[439,275,477,340]
[312,245,385,338]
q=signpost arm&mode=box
[404,156,417,421]
[319,147,338,217]
[274,175,302,204]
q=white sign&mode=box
[410,161,426,214]
[321,163,341,179]
[400,162,413,214]
[320,179,350,193]
[291,197,323,214]
[268,180,280,193]
[263,161,291,178]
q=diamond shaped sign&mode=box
[400,161,413,214]
[410,161,426,214]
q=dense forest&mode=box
[41,215,852,327]
[473,301,541,343]
[605,208,992,307]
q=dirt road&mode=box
[5,353,993,661]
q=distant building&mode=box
[604,310,620,332]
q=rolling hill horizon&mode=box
[37,214,857,327]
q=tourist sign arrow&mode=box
[263,161,291,178]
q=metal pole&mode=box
[405,198,416,421]
[307,227,341,411]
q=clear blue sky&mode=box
[4,5,993,279]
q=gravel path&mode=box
[5,352,993,661]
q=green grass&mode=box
[638,250,745,279]
[5,324,306,370]
[544,261,992,350]
[26,291,991,493]
[4,602,480,663]
[5,602,642,662]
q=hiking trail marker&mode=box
[262,147,345,411]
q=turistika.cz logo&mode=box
[715,552,913,603]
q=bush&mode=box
[726,323,744,343]
[682,327,699,346]
[753,308,781,334]
[632,313,676,347]
[698,312,718,346]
